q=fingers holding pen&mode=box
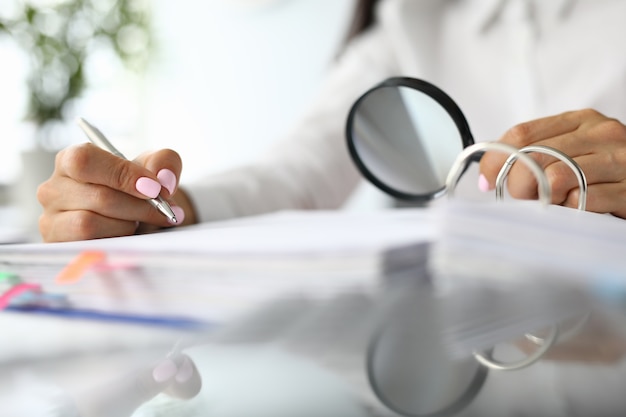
[57,144,186,223]
[134,148,187,225]
[135,148,183,198]
[57,143,168,201]
[39,210,139,242]
[39,177,173,224]
[38,144,187,241]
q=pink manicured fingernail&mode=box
[136,177,161,199]
[157,169,177,195]
[152,358,178,383]
[168,206,185,225]
[175,356,194,383]
[478,174,490,192]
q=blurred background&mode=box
[0,0,359,240]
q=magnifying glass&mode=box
[345,78,487,417]
[345,77,474,203]
[346,77,588,416]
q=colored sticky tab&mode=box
[0,272,21,286]
[55,250,107,284]
[9,290,69,308]
[0,283,41,310]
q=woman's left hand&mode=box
[479,109,626,218]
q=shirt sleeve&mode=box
[184,25,400,223]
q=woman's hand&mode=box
[479,109,626,218]
[38,143,197,242]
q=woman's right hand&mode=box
[38,143,197,242]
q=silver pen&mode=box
[76,117,178,224]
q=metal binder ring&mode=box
[525,311,591,345]
[473,325,559,371]
[446,142,560,371]
[495,145,588,210]
[445,142,552,205]
[495,145,589,346]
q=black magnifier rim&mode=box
[346,77,475,202]
[366,327,489,417]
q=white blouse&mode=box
[184,1,626,414]
[186,0,626,222]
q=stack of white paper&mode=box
[0,209,435,325]
[430,198,626,357]
[430,199,626,288]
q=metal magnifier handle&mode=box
[446,142,560,371]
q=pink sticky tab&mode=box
[0,283,41,310]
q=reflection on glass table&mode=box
[2,287,626,417]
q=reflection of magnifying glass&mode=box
[366,289,488,417]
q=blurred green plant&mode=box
[0,0,152,147]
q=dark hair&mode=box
[344,0,381,43]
